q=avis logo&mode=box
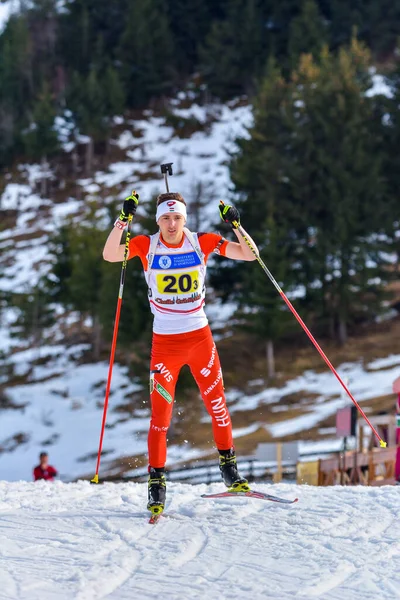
[200,367,211,377]
[154,362,173,382]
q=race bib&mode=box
[156,270,199,295]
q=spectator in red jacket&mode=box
[33,452,58,481]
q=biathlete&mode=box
[103,190,259,516]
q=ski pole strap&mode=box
[183,227,204,266]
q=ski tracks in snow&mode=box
[1,481,400,599]
[292,487,400,599]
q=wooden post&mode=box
[358,424,364,453]
[273,443,283,483]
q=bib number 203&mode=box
[157,271,199,294]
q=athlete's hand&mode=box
[219,202,240,229]
[119,190,139,222]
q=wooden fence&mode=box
[298,447,397,486]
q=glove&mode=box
[219,202,240,229]
[119,190,139,222]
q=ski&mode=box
[148,512,165,524]
[201,490,298,504]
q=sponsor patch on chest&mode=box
[152,252,201,270]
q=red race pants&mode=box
[148,325,233,468]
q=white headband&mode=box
[156,200,187,222]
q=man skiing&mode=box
[103,190,259,517]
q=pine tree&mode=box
[49,213,152,356]
[287,0,327,69]
[103,65,125,117]
[200,0,267,99]
[23,81,59,161]
[288,41,392,342]
[379,58,400,275]
[0,14,32,163]
[118,0,175,107]
[164,0,212,75]
[224,40,394,345]
[12,283,55,345]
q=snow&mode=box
[0,357,146,482]
[227,357,400,429]
[368,354,400,370]
[0,0,17,34]
[0,0,73,33]
[0,100,253,296]
[92,102,253,227]
[2,333,400,481]
[366,73,393,99]
[1,92,400,483]
[0,480,399,599]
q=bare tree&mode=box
[187,178,215,231]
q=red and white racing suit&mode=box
[129,231,233,467]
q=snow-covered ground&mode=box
[0,481,399,600]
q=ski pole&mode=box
[91,209,135,484]
[222,201,387,448]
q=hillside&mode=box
[1,480,399,599]
[1,84,400,482]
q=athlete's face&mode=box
[158,213,186,245]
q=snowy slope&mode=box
[1,481,400,600]
[0,100,253,480]
[2,348,400,482]
[0,84,399,482]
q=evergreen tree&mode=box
[12,283,55,344]
[118,0,175,107]
[379,60,400,273]
[225,40,394,345]
[103,65,125,117]
[328,0,400,57]
[164,0,212,75]
[23,82,59,160]
[200,0,267,99]
[235,218,296,378]
[365,0,400,57]
[49,214,152,356]
[210,60,301,363]
[287,0,327,69]
[58,0,127,75]
[0,14,32,163]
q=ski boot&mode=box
[147,467,166,518]
[219,448,250,493]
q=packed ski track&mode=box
[1,481,399,600]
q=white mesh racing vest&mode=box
[145,230,208,334]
